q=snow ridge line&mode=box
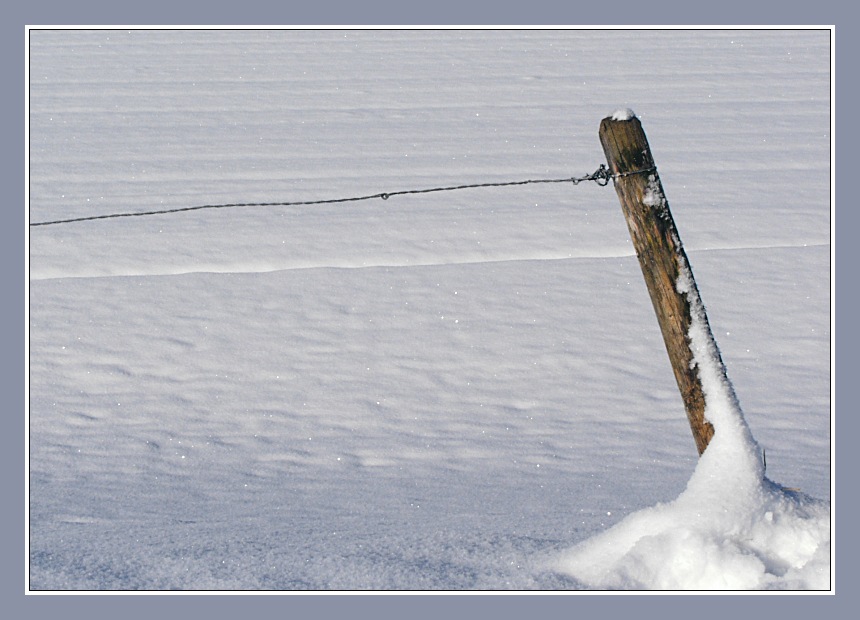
[29,242,828,282]
[29,167,612,227]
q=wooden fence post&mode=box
[599,111,723,455]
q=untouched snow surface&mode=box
[27,29,831,590]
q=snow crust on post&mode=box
[611,108,637,121]
[676,262,763,481]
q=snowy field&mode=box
[27,29,832,590]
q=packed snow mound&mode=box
[551,458,830,590]
[550,263,831,590]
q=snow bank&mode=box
[550,256,831,590]
[551,481,830,590]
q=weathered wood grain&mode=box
[599,115,717,455]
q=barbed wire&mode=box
[29,165,614,228]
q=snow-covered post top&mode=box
[599,112,732,455]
